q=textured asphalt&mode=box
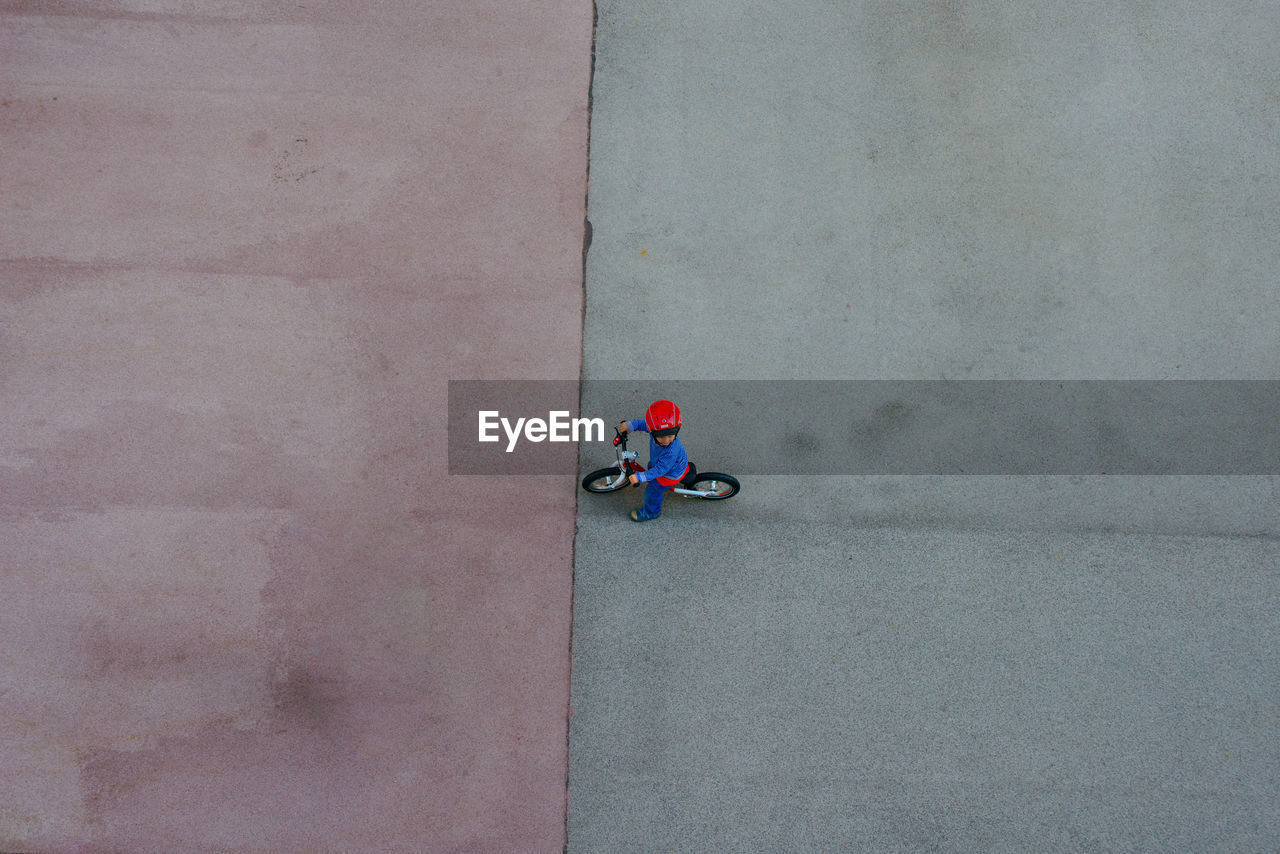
[2,3,590,851]
[4,2,1277,851]
[569,2,1279,852]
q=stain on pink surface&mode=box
[1,1,591,851]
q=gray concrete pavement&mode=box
[570,1,1279,851]
[571,491,1278,852]
[582,0,1278,381]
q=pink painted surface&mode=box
[1,3,590,851]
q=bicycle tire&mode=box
[688,472,739,500]
[582,467,627,493]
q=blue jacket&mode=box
[626,418,689,484]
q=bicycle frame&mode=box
[606,433,721,498]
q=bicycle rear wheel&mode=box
[688,472,739,499]
[582,467,627,493]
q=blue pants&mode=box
[643,480,668,516]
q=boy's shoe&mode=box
[630,508,659,522]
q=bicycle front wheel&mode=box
[582,467,627,493]
[688,473,739,500]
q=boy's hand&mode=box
[618,421,630,434]
[628,473,640,486]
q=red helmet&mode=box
[645,400,682,438]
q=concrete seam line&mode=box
[565,2,599,852]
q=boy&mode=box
[618,399,688,522]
